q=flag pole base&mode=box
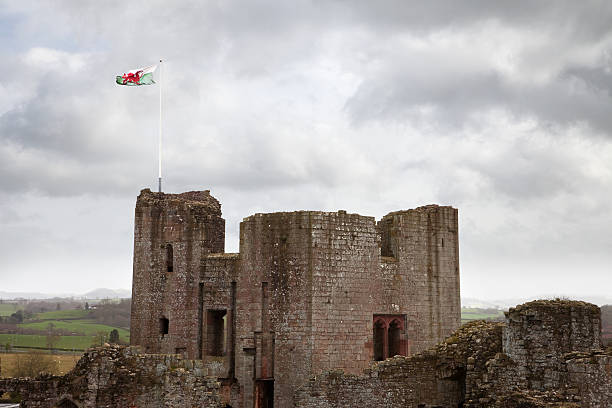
[158,177,162,193]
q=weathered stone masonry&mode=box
[294,299,612,408]
[0,345,222,408]
[130,189,461,408]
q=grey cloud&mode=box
[347,56,612,136]
[1,1,612,298]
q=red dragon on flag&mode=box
[116,64,157,86]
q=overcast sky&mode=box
[1,1,611,300]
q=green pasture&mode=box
[0,334,97,350]
[0,304,21,317]
[33,309,90,320]
[461,308,505,323]
[19,320,129,340]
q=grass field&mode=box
[19,320,129,340]
[33,309,90,320]
[461,308,505,324]
[0,352,81,377]
[0,334,98,350]
[2,306,129,350]
[0,304,21,317]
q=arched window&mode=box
[166,244,173,272]
[373,314,406,361]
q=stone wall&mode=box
[503,300,601,391]
[294,320,502,408]
[0,345,222,408]
[377,205,461,354]
[130,189,225,358]
[295,300,611,408]
[234,207,461,408]
[565,350,612,407]
[236,211,321,408]
[466,300,605,407]
[200,253,239,378]
[130,189,461,408]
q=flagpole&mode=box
[158,59,162,193]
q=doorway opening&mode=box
[255,379,274,408]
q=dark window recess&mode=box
[388,320,402,357]
[166,244,174,272]
[160,317,169,335]
[373,320,386,361]
[207,310,227,356]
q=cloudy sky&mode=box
[1,1,611,300]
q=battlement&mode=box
[136,188,222,215]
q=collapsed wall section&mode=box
[465,299,605,407]
[0,346,222,408]
[503,300,601,391]
[131,189,225,359]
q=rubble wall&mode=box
[466,300,605,408]
[503,300,601,391]
[565,350,612,407]
[0,346,222,408]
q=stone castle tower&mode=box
[130,189,461,408]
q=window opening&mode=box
[159,317,169,335]
[207,310,227,356]
[373,314,406,360]
[255,379,274,408]
[166,244,174,272]
[373,320,386,361]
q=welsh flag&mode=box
[116,64,157,86]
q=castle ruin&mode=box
[129,189,461,407]
[3,189,611,407]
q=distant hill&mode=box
[83,288,131,299]
[0,288,131,300]
[463,295,612,309]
